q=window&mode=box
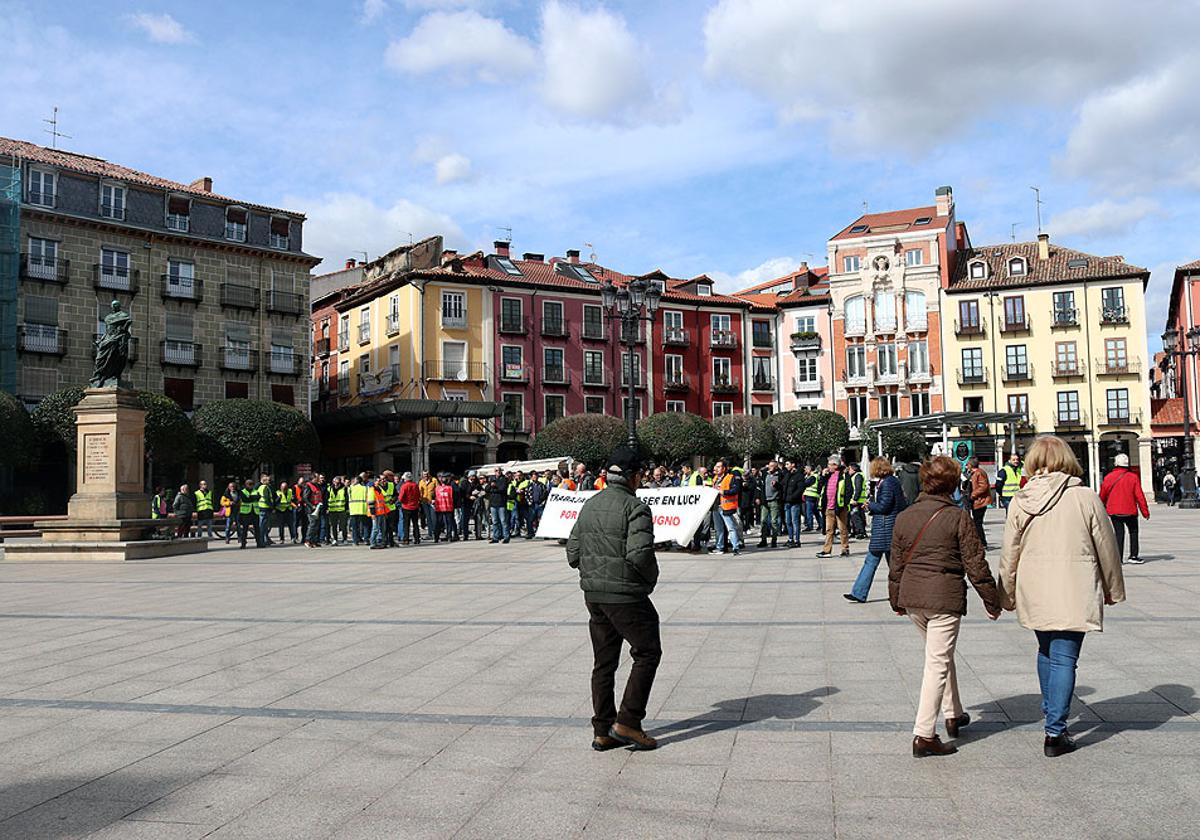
[99,248,132,291]
[623,397,644,421]
[502,393,525,431]
[358,307,370,344]
[873,290,896,331]
[711,313,731,333]
[441,341,466,380]
[386,295,400,334]
[844,295,866,334]
[1005,344,1028,377]
[166,259,196,298]
[1008,394,1028,419]
[712,356,732,386]
[1008,257,1027,276]
[796,356,818,383]
[542,300,564,335]
[665,400,685,413]
[664,353,684,384]
[166,195,190,232]
[500,298,523,332]
[910,392,930,416]
[958,299,979,329]
[25,237,58,280]
[752,356,772,387]
[163,377,195,411]
[751,405,774,420]
[1053,290,1076,325]
[584,350,604,385]
[1055,341,1078,374]
[963,397,984,413]
[271,385,295,405]
[713,402,733,418]
[622,352,642,386]
[907,340,929,375]
[359,353,371,376]
[848,395,868,429]
[495,257,522,276]
[99,182,126,220]
[338,314,350,352]
[846,345,867,379]
[752,320,772,348]
[501,345,524,380]
[1003,296,1026,329]
[968,260,987,279]
[223,322,252,370]
[905,248,923,266]
[794,314,815,334]
[269,217,290,249]
[1106,388,1130,421]
[225,381,249,399]
[904,290,927,330]
[877,342,898,377]
[842,255,861,273]
[695,284,712,296]
[1101,287,1126,321]
[545,395,566,424]
[224,207,248,242]
[1105,338,1128,372]
[849,224,869,233]
[269,333,295,374]
[664,310,685,343]
[585,396,605,414]
[543,347,565,383]
[164,313,196,366]
[441,291,466,328]
[338,359,349,394]
[961,347,984,381]
[583,305,604,339]
[28,168,55,206]
[878,394,899,419]
[1058,391,1080,422]
[24,295,58,330]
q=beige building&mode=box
[943,233,1151,492]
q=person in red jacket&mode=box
[398,472,422,545]
[1099,453,1149,565]
[433,473,458,543]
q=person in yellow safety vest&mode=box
[816,458,852,558]
[847,463,869,539]
[347,475,370,546]
[237,477,259,549]
[256,474,275,548]
[998,453,1023,513]
[327,476,349,545]
[802,464,821,534]
[380,470,398,548]
[151,487,164,520]
[194,480,215,541]
[711,459,745,554]
[275,480,297,544]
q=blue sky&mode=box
[6,0,1200,351]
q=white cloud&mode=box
[384,10,536,83]
[360,0,387,23]
[708,256,799,293]
[539,0,682,125]
[703,0,1197,152]
[127,12,192,44]
[1047,198,1161,240]
[402,0,496,7]
[434,153,472,184]
[284,192,465,272]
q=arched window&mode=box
[873,291,896,332]
[968,260,987,279]
[904,290,927,330]
[1008,257,1027,277]
[844,295,865,335]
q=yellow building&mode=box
[942,234,1152,493]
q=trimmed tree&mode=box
[193,399,320,474]
[530,414,627,469]
[768,409,849,466]
[636,411,721,466]
[714,413,775,467]
[0,390,36,469]
[861,419,928,463]
[31,386,86,456]
[30,387,195,465]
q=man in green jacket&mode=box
[567,445,661,752]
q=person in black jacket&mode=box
[740,468,758,533]
[780,461,805,546]
[486,469,510,543]
[456,473,472,540]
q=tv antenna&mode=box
[43,106,71,149]
[584,242,597,263]
[496,226,512,243]
[1010,222,1022,242]
[862,200,869,213]
[356,250,368,264]
[1030,186,1044,233]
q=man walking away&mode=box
[711,460,744,555]
[1162,471,1177,506]
[816,458,851,558]
[967,457,992,548]
[1099,453,1150,565]
[567,445,661,751]
[194,480,214,540]
[457,472,474,540]
[897,460,921,507]
[398,472,421,544]
[487,468,510,544]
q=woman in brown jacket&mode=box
[967,456,992,548]
[998,435,1124,758]
[890,455,1001,757]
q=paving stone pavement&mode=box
[0,507,1198,839]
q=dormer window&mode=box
[1008,256,1027,277]
[100,182,126,220]
[849,224,869,234]
[27,168,55,207]
[495,257,522,276]
[650,279,665,293]
[695,284,712,296]
[225,207,248,242]
[913,217,932,225]
[968,260,987,280]
[166,195,191,232]
[269,217,290,250]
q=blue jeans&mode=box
[490,507,510,541]
[804,498,819,531]
[351,515,369,544]
[370,515,386,546]
[276,509,294,542]
[257,512,271,546]
[1035,630,1085,736]
[223,514,236,541]
[850,550,887,601]
[421,502,435,538]
[785,503,802,544]
[714,510,743,552]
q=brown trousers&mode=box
[822,508,850,553]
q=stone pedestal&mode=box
[5,388,207,561]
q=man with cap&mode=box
[1100,452,1150,565]
[567,444,661,751]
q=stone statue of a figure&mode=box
[91,301,133,388]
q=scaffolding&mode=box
[0,155,18,394]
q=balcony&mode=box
[267,289,304,316]
[20,254,69,284]
[428,417,487,436]
[905,317,928,333]
[338,336,350,353]
[499,418,531,435]
[18,325,67,356]
[357,323,371,345]
[957,367,988,386]
[793,375,823,393]
[874,315,898,334]
[424,360,489,382]
[711,377,740,394]
[314,337,331,357]
[93,264,139,294]
[161,340,201,367]
[844,319,866,337]
[664,327,690,347]
[1002,364,1033,383]
[221,282,259,311]
[619,324,645,345]
[790,332,822,352]
[541,318,570,339]
[1016,413,1037,433]
[1000,314,1031,334]
[752,331,774,349]
[751,376,775,392]
[338,379,350,396]
[161,275,202,303]
[1100,306,1129,325]
[442,310,468,330]
[621,377,647,390]
[1100,410,1142,427]
[220,346,258,372]
[955,319,984,337]
[664,373,690,392]
[907,366,933,385]
[266,349,303,376]
[1096,358,1141,376]
[582,371,608,388]
[842,369,869,388]
[499,316,527,335]
[166,213,190,232]
[581,322,608,342]
[873,364,901,385]
[542,368,571,386]
[1055,411,1087,430]
[711,330,739,349]
[1051,360,1086,379]
[1052,308,1079,328]
[500,364,530,383]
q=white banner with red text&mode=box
[534,487,719,544]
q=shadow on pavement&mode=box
[651,686,838,746]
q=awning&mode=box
[868,411,1027,431]
[471,456,573,474]
[313,397,503,428]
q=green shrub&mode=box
[768,409,849,466]
[0,390,36,468]
[194,400,320,473]
[636,411,721,465]
[530,414,627,469]
[714,413,775,465]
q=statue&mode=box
[91,300,133,388]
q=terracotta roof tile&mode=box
[830,206,943,241]
[1151,398,1185,427]
[948,241,1148,291]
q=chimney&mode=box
[566,249,580,264]
[344,258,356,269]
[189,176,213,193]
[522,252,544,263]
[935,185,953,217]
[494,240,510,258]
[1037,232,1050,260]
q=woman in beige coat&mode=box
[998,436,1125,757]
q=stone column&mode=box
[1087,436,1100,491]
[68,388,149,522]
[1138,436,1154,497]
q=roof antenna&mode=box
[496,226,512,243]
[356,250,368,264]
[43,106,71,149]
[584,242,597,263]
[1010,222,1021,242]
[862,200,869,213]
[1030,186,1043,233]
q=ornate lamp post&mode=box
[1162,325,1200,507]
[601,278,661,447]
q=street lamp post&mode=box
[1162,326,1200,508]
[601,278,661,448]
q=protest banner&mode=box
[535,486,719,544]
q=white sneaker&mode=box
[1123,557,1145,565]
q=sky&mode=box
[5,0,1200,353]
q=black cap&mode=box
[607,444,642,476]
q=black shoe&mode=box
[843,593,866,604]
[757,540,767,548]
[592,734,623,751]
[771,539,777,548]
[945,713,970,738]
[816,551,832,558]
[1044,731,1077,757]
[913,735,957,757]
[840,549,851,557]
